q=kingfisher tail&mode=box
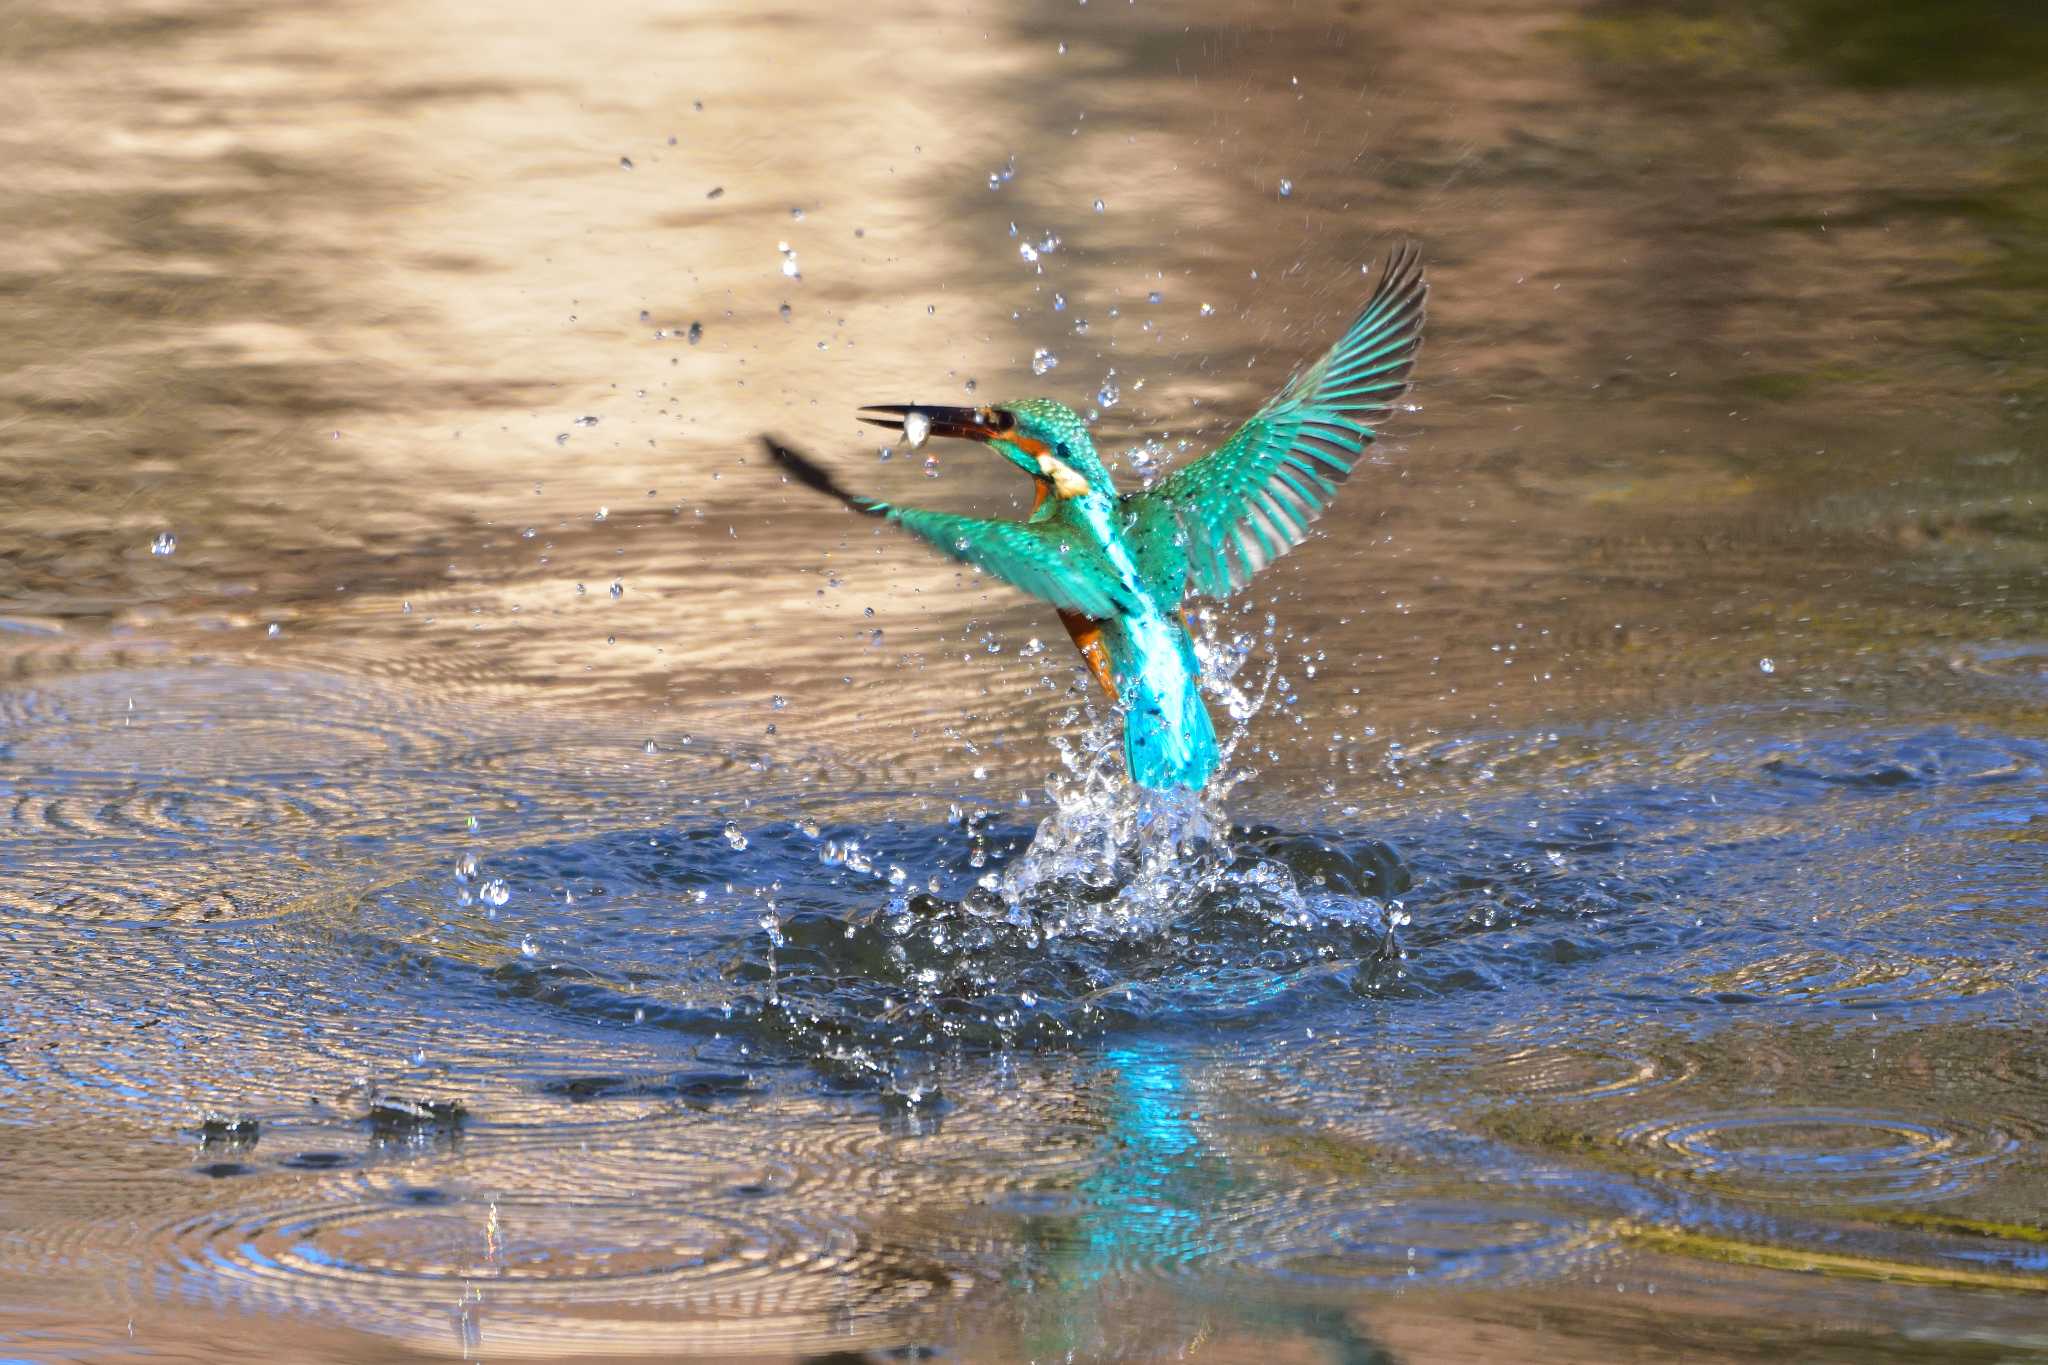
[1123,677,1219,790]
[1109,614,1220,790]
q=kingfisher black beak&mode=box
[857,404,1015,443]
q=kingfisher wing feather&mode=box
[763,436,1133,619]
[1127,243,1427,600]
[881,506,1134,618]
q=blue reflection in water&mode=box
[1023,1041,1391,1361]
[1077,1043,1220,1280]
[1005,1040,1228,1357]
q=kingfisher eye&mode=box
[1056,442,1072,459]
[991,409,1016,432]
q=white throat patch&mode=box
[1037,452,1091,500]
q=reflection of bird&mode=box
[765,245,1426,790]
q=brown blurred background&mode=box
[1,0,2039,796]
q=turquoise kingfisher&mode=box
[765,244,1427,791]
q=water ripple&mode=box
[146,1188,963,1355]
[1613,1109,2017,1205]
[0,667,760,922]
[1710,948,2013,1009]
[1230,1197,1612,1289]
[1455,1040,1701,1106]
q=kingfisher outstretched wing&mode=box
[762,437,1136,618]
[1126,243,1427,600]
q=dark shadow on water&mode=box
[1770,0,2048,88]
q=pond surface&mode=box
[1,0,2045,1359]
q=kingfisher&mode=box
[764,244,1426,791]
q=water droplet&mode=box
[1018,242,1039,264]
[963,378,977,394]
[575,582,587,595]
[265,623,281,638]
[923,456,941,479]
[770,694,788,710]
[778,302,792,321]
[150,532,176,556]
[1073,318,1089,335]
[1278,177,1294,197]
[1031,347,1058,376]
[902,409,932,447]
[1053,293,1066,311]
[573,415,599,428]
[609,579,623,599]
[618,155,634,170]
[643,738,658,754]
[796,817,821,839]
[723,821,750,851]
[1058,41,1068,55]
[594,507,609,522]
[480,878,510,907]
[687,321,703,344]
[1759,657,1777,674]
[789,206,804,220]
[1199,302,1216,317]
[1147,290,1163,305]
[705,185,724,199]
[518,936,539,958]
[1096,373,1121,408]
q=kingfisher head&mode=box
[859,398,1107,502]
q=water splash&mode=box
[636,621,1403,1066]
[990,611,1352,941]
[996,743,1236,936]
